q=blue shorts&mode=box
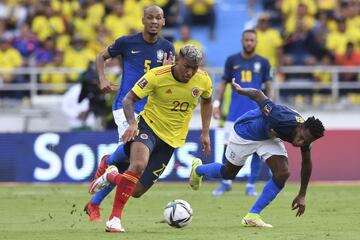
[124,117,174,189]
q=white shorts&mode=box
[225,127,288,166]
[223,121,235,144]
[113,109,138,144]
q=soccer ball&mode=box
[163,199,193,228]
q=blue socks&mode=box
[91,184,115,205]
[248,154,261,185]
[249,177,283,214]
[195,163,233,179]
[106,144,128,165]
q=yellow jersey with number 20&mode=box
[131,65,213,148]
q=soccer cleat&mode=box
[88,165,118,194]
[241,213,273,228]
[246,186,258,196]
[189,158,203,190]
[105,217,125,232]
[84,202,101,222]
[212,182,232,196]
[95,154,110,179]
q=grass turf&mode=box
[1,182,359,240]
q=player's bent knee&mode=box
[273,170,290,184]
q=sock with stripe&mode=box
[109,170,140,219]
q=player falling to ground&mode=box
[84,5,175,222]
[190,79,325,227]
[89,45,213,232]
[212,29,273,197]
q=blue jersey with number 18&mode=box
[223,53,272,121]
[108,32,174,113]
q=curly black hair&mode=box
[304,117,325,139]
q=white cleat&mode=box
[105,217,125,233]
[88,165,118,194]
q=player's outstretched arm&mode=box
[96,49,118,93]
[231,78,268,105]
[292,146,312,217]
[122,91,140,143]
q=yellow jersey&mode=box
[132,65,213,148]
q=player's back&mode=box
[108,32,174,113]
[225,53,272,121]
[234,99,304,143]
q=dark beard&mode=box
[148,31,158,37]
[243,47,255,55]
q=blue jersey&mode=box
[223,53,272,121]
[108,32,174,113]
[234,99,305,143]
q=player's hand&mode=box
[212,106,221,119]
[200,133,211,157]
[292,194,306,217]
[162,51,174,65]
[99,77,118,93]
[231,78,243,93]
[121,123,138,143]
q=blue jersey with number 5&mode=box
[108,32,174,113]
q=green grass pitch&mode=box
[1,182,359,240]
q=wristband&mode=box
[212,100,220,108]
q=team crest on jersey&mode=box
[137,78,148,89]
[295,116,304,123]
[140,133,148,140]
[262,104,272,116]
[157,49,164,60]
[254,62,261,73]
[191,87,200,97]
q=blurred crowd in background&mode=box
[0,0,359,93]
[0,0,359,130]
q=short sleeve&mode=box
[201,73,213,99]
[222,56,232,82]
[131,70,156,99]
[107,37,125,58]
[262,58,272,83]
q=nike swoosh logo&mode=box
[233,64,241,69]
[131,50,141,54]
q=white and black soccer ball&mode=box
[163,199,193,228]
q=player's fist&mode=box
[99,78,118,93]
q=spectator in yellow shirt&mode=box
[173,25,203,58]
[284,3,316,35]
[0,36,22,83]
[184,0,216,39]
[63,35,96,82]
[31,2,66,41]
[40,51,67,94]
[255,14,283,68]
[104,1,132,39]
[326,18,360,55]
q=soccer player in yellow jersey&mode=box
[89,45,213,232]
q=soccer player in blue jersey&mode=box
[189,80,325,227]
[84,5,175,222]
[212,29,273,196]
